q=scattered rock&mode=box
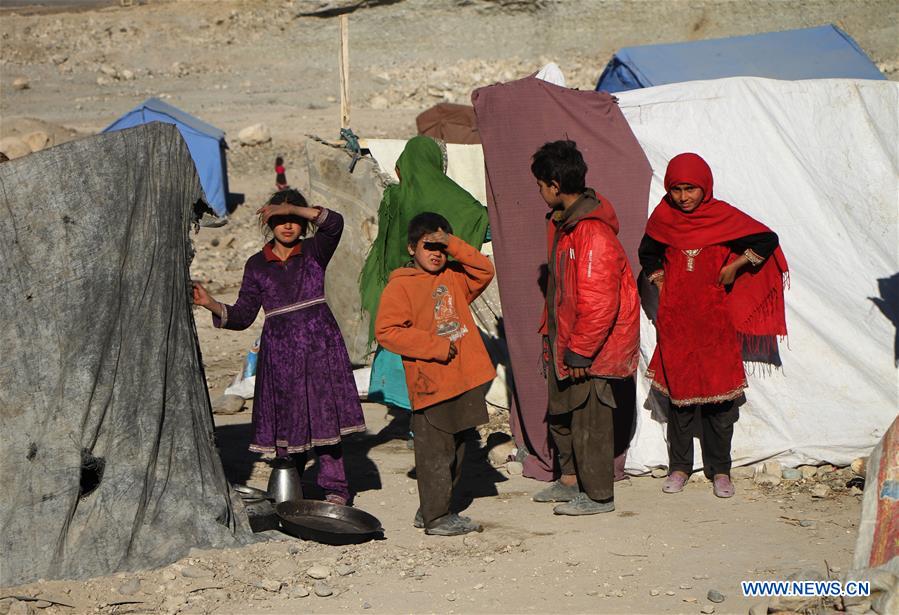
[700,605,715,614]
[650,589,660,596]
[22,131,50,153]
[505,460,523,475]
[0,137,32,159]
[651,467,668,479]
[707,589,725,603]
[666,590,676,596]
[817,464,835,477]
[313,581,333,597]
[753,473,781,486]
[799,465,818,479]
[799,519,815,527]
[118,578,141,595]
[362,602,371,609]
[288,544,302,555]
[254,579,283,592]
[850,457,867,477]
[679,583,693,590]
[474,583,485,590]
[811,484,832,498]
[463,534,481,547]
[212,393,245,414]
[290,586,310,598]
[336,564,355,576]
[762,461,783,478]
[782,468,802,481]
[120,69,135,81]
[12,77,30,90]
[483,555,495,563]
[730,466,754,479]
[306,565,331,580]
[488,440,516,466]
[180,564,214,579]
[238,123,272,146]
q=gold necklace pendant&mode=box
[682,248,702,272]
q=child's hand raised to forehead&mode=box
[423,229,451,246]
[257,202,321,224]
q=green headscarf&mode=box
[359,136,489,342]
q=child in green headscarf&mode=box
[360,136,490,412]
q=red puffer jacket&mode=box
[539,190,640,379]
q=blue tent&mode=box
[596,25,885,93]
[104,98,231,216]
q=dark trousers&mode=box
[667,401,737,478]
[548,388,615,502]
[412,411,470,528]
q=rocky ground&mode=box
[1,0,897,613]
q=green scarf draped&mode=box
[359,136,489,342]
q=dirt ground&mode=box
[2,0,896,613]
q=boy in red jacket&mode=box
[375,212,496,535]
[531,140,640,515]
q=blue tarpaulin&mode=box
[104,98,231,216]
[596,25,885,93]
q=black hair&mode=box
[407,212,453,247]
[264,188,310,236]
[275,156,284,166]
[530,140,587,194]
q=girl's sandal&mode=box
[662,471,689,494]
[324,494,348,506]
[712,475,735,498]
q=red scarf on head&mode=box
[646,153,789,338]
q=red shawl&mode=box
[646,153,788,338]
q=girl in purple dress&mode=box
[193,189,366,505]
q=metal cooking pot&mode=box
[276,500,383,545]
[267,457,303,503]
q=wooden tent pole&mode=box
[339,14,350,129]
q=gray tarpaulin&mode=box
[0,123,251,587]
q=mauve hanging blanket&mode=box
[472,76,651,481]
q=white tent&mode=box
[617,77,898,471]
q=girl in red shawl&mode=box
[639,153,788,498]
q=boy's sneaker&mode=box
[413,509,473,529]
[552,493,615,516]
[424,513,482,536]
[532,480,579,503]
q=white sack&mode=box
[617,77,899,472]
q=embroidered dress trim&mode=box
[648,377,747,407]
[265,296,327,318]
[743,248,764,267]
[248,424,367,454]
[314,206,329,224]
[681,248,702,272]
[647,270,665,284]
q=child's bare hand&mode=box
[717,263,738,286]
[256,203,294,224]
[446,340,458,362]
[569,366,589,382]
[192,281,214,308]
[424,229,451,246]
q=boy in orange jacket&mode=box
[375,212,496,536]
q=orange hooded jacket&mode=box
[375,235,496,411]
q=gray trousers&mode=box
[549,384,615,502]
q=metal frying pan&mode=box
[276,500,383,545]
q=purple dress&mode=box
[214,208,366,454]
